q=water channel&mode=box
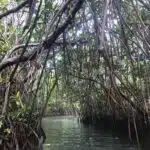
[42,116,150,150]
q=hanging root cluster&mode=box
[0,121,39,150]
[79,93,150,139]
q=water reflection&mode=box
[42,116,139,150]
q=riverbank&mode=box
[81,114,150,140]
[43,112,150,141]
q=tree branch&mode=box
[0,0,85,72]
[2,43,40,61]
[0,0,29,20]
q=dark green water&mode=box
[42,116,149,150]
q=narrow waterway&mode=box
[42,116,150,150]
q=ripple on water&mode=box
[43,116,137,150]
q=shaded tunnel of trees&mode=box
[0,0,150,149]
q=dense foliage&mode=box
[0,0,150,148]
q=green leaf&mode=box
[4,128,11,135]
[16,91,21,106]
[0,0,8,5]
[0,24,4,32]
[9,25,15,33]
[0,121,3,128]
[46,2,53,9]
[23,104,28,112]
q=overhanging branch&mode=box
[0,0,29,20]
[0,0,85,72]
[3,39,88,61]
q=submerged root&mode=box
[0,121,41,150]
